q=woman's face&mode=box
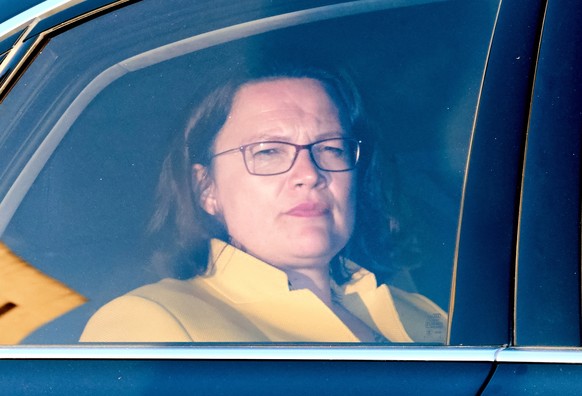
[197,78,356,271]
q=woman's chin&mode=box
[283,234,345,261]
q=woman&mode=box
[80,67,445,343]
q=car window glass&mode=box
[0,0,500,344]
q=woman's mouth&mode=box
[285,202,330,217]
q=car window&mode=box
[0,0,500,344]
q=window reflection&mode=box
[0,0,500,343]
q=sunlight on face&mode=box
[200,78,356,271]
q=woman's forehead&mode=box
[233,77,338,113]
[217,78,345,143]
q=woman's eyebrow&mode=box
[246,131,348,143]
[316,131,349,140]
[251,133,290,142]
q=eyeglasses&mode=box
[211,137,361,176]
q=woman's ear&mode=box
[192,164,219,215]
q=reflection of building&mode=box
[0,243,86,344]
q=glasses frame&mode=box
[211,137,362,176]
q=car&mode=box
[0,0,580,393]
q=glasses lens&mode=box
[312,138,359,171]
[244,142,295,175]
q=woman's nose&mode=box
[288,149,326,188]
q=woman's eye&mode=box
[253,147,282,158]
[320,145,345,157]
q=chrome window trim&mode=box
[0,0,83,41]
[0,346,501,361]
[0,0,84,78]
[497,348,582,364]
[0,0,131,96]
[5,346,582,364]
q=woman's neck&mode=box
[284,265,382,342]
[229,236,336,306]
[284,267,334,307]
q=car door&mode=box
[0,0,554,393]
[481,0,582,393]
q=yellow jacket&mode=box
[80,239,446,343]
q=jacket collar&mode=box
[202,239,383,302]
[200,239,291,303]
[197,239,412,341]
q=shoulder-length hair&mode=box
[149,65,395,284]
